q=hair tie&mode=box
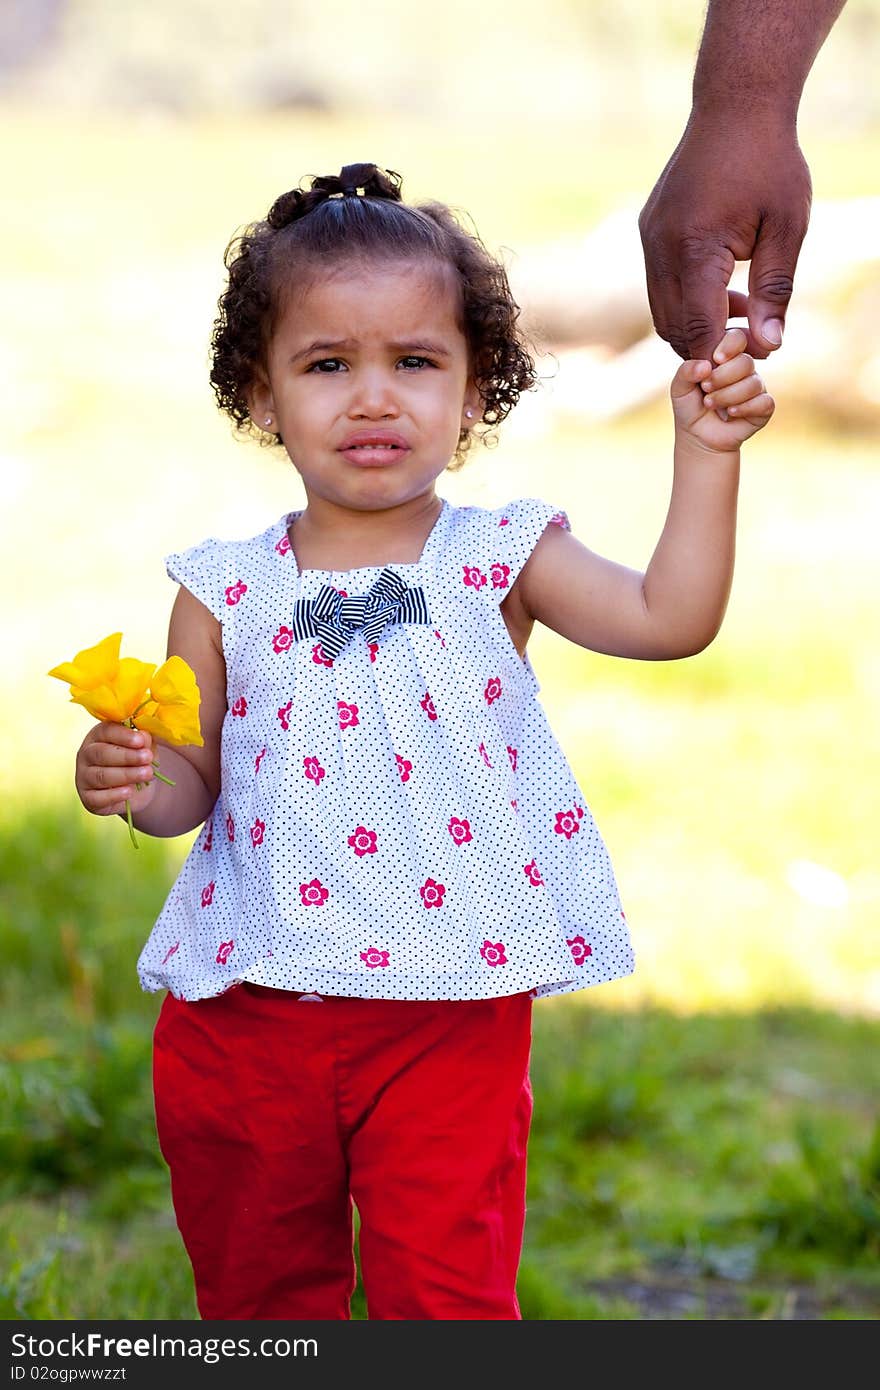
[342,183,360,197]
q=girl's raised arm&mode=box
[516,329,772,661]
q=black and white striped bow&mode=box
[292,567,431,661]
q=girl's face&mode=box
[249,258,481,514]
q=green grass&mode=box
[1,805,878,1320]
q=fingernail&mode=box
[763,319,783,346]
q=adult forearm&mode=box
[693,0,848,119]
[117,743,217,838]
[642,444,740,656]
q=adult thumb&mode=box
[747,213,808,355]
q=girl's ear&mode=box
[246,367,276,432]
[462,379,482,427]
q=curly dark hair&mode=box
[209,162,537,469]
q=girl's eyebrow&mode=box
[289,338,453,364]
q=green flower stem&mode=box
[125,798,139,849]
[153,767,175,787]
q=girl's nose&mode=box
[347,369,400,419]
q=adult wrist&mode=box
[689,92,800,130]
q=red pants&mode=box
[152,982,533,1320]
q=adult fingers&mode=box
[747,210,809,356]
[678,241,736,364]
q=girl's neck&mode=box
[288,493,444,572]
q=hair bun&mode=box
[266,187,307,229]
[267,164,402,228]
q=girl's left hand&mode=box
[671,326,775,453]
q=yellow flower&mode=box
[68,657,157,724]
[135,656,204,747]
[49,632,204,849]
[47,632,123,690]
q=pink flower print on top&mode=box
[554,808,581,840]
[250,818,265,848]
[312,642,333,668]
[549,511,571,530]
[202,819,213,852]
[304,756,326,786]
[575,805,584,819]
[360,947,390,968]
[498,516,510,526]
[272,625,294,655]
[396,753,413,783]
[478,741,493,768]
[420,878,446,909]
[420,692,437,722]
[463,565,487,590]
[348,826,378,857]
[277,700,292,731]
[201,881,216,907]
[566,935,592,966]
[254,746,267,773]
[333,587,348,598]
[161,942,179,966]
[225,579,248,606]
[300,878,329,907]
[226,812,235,842]
[524,859,544,886]
[338,701,359,731]
[490,562,511,589]
[367,641,379,663]
[448,816,473,845]
[231,696,247,718]
[484,676,502,705]
[275,532,291,557]
[433,629,447,648]
[216,939,235,965]
[507,745,518,772]
[480,939,507,967]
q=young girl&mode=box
[73,163,774,1321]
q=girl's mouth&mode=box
[339,443,410,467]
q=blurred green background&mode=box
[2,0,878,1320]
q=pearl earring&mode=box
[264,416,272,427]
[465,409,474,419]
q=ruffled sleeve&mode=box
[457,498,571,606]
[165,537,236,625]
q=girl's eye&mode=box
[305,355,435,374]
[308,358,346,373]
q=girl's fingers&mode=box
[80,786,133,815]
[703,373,765,410]
[87,743,154,768]
[713,326,748,362]
[701,353,757,389]
[727,392,775,419]
[90,722,153,752]
[87,759,152,791]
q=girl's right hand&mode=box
[75,722,158,818]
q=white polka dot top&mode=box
[136,496,635,1002]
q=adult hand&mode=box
[639,115,812,362]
